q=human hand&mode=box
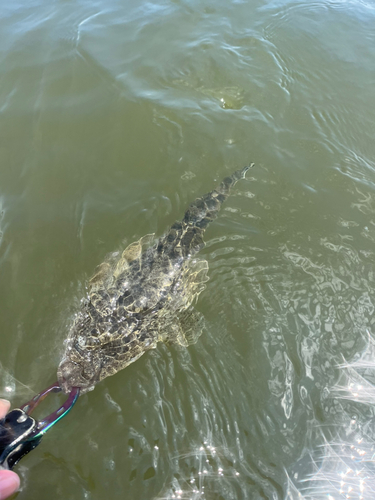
[0,399,20,499]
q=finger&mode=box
[0,400,10,419]
[0,471,20,500]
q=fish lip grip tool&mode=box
[0,382,79,470]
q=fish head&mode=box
[57,358,97,395]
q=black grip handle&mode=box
[0,409,42,470]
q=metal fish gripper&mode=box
[0,382,79,470]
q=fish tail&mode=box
[182,163,253,229]
[160,164,253,257]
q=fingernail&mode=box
[0,471,20,500]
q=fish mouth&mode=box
[57,359,94,394]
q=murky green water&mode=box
[1,0,375,498]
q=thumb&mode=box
[0,470,20,500]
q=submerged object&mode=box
[1,166,250,470]
[58,166,251,395]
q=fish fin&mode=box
[89,258,116,293]
[114,233,155,278]
[175,258,209,308]
[88,235,156,316]
[161,307,206,347]
[178,307,206,346]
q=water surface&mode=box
[1,0,375,498]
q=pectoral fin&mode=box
[160,306,206,347]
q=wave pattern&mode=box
[0,0,375,499]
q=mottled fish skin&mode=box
[57,165,252,394]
